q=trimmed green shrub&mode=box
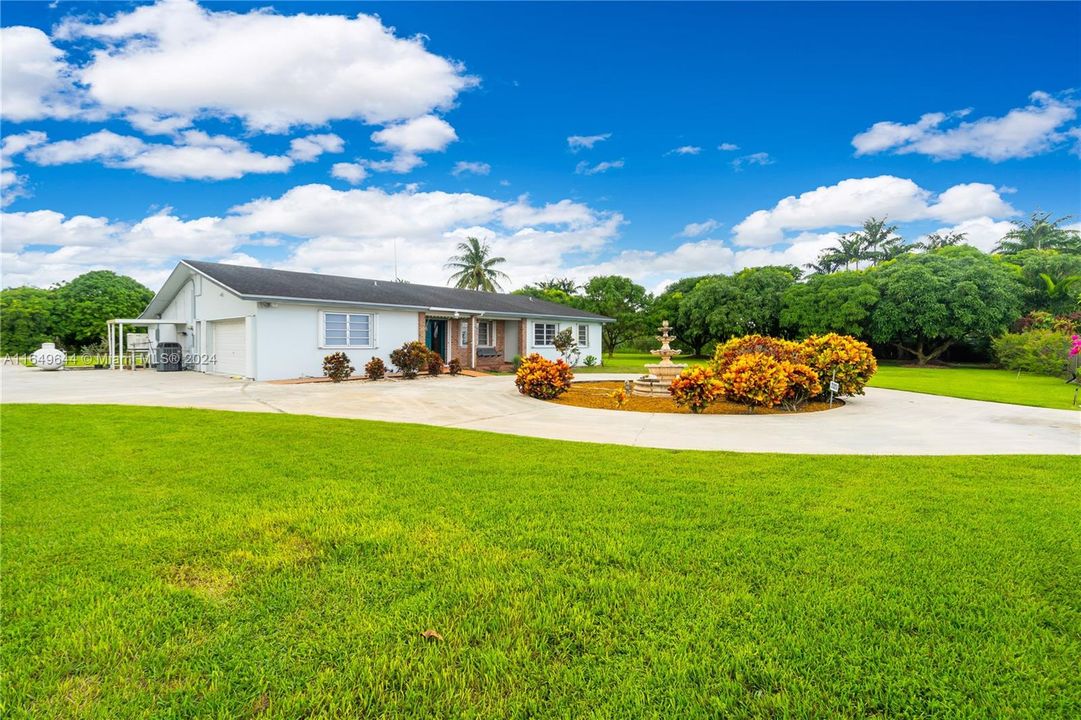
[992,330,1072,377]
[322,352,354,383]
[364,357,386,380]
[583,355,598,367]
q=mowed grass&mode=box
[2,405,1079,719]
[584,352,1079,410]
[576,351,708,373]
[870,364,1079,411]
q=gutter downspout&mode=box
[471,315,477,370]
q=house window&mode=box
[477,320,495,347]
[577,324,589,347]
[322,312,372,347]
[534,322,557,346]
[459,321,469,347]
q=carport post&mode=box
[118,322,124,370]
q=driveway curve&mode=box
[2,365,1077,455]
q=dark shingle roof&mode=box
[180,260,612,321]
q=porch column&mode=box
[417,312,426,343]
[471,316,477,369]
[518,318,527,357]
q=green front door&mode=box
[425,319,446,358]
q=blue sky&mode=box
[2,0,1079,291]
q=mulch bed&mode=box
[549,381,840,415]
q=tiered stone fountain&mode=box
[632,320,687,396]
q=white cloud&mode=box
[2,184,625,289]
[732,175,1016,246]
[575,159,624,175]
[500,196,596,228]
[367,115,457,172]
[451,161,491,177]
[55,0,476,133]
[0,26,81,121]
[731,152,773,171]
[668,145,702,155]
[287,134,344,162]
[852,91,1080,161]
[567,133,611,151]
[717,143,740,151]
[1,131,49,207]
[678,218,721,237]
[25,129,296,180]
[331,162,368,185]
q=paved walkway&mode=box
[2,365,1077,455]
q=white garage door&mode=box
[211,318,247,377]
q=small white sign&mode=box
[829,381,840,393]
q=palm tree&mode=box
[850,217,905,266]
[444,237,510,291]
[919,231,966,251]
[994,212,1080,254]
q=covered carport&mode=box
[105,318,187,370]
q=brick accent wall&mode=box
[475,319,506,369]
[417,312,426,343]
[518,318,527,357]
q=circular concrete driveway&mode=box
[2,365,1077,455]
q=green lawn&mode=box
[578,351,708,373]
[870,364,1079,411]
[3,405,1079,719]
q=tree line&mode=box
[515,213,1081,365]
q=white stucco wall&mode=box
[157,273,258,375]
[525,319,604,365]
[254,303,420,381]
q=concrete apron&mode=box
[2,365,1078,455]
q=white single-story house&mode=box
[134,260,613,381]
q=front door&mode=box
[425,319,447,358]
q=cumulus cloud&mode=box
[25,129,296,180]
[852,91,1080,161]
[678,219,721,238]
[451,161,491,177]
[331,162,368,185]
[717,143,740,151]
[287,134,344,162]
[667,145,702,155]
[731,152,773,171]
[731,175,1017,246]
[2,184,627,289]
[53,0,476,133]
[1,131,49,206]
[567,133,611,151]
[575,159,624,175]
[0,26,82,121]
[366,115,458,173]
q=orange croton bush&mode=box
[718,353,792,411]
[668,366,723,413]
[800,333,877,396]
[515,353,574,399]
[712,334,804,370]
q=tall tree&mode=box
[850,217,906,266]
[0,286,56,354]
[53,271,155,350]
[580,275,652,357]
[994,212,1080,255]
[444,237,510,291]
[870,247,1023,365]
[780,271,880,338]
[654,275,723,355]
[1011,249,1081,314]
[918,231,966,251]
[733,265,800,336]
